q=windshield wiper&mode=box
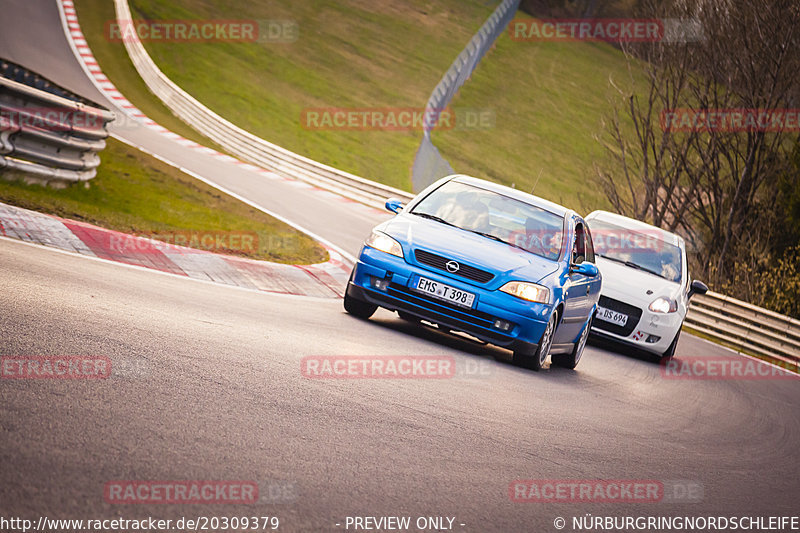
[413,212,456,227]
[623,261,664,277]
[598,254,666,279]
[467,229,528,252]
[637,265,668,278]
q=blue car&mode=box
[344,175,602,370]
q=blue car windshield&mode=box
[588,219,683,282]
[411,181,564,261]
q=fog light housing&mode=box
[493,319,514,332]
[371,276,390,291]
[645,334,661,344]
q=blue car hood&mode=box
[378,214,559,283]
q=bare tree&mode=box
[595,0,800,286]
[679,0,800,281]
[594,27,698,230]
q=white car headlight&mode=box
[499,281,550,304]
[649,297,677,313]
[365,231,404,258]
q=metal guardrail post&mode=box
[685,291,800,370]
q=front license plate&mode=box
[596,305,628,327]
[413,276,475,308]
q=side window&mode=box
[572,222,586,264]
[584,225,595,263]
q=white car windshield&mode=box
[411,181,564,261]
[588,219,683,282]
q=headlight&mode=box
[649,297,677,313]
[499,281,550,304]
[364,231,404,258]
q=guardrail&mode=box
[113,0,413,209]
[0,60,114,184]
[412,0,520,192]
[685,291,800,370]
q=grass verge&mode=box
[0,137,327,264]
[73,0,227,153]
[88,0,638,209]
[91,0,496,192]
[432,28,636,210]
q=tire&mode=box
[513,311,558,371]
[343,271,377,319]
[553,315,592,369]
[661,329,681,360]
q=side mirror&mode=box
[385,198,404,214]
[571,262,599,277]
[688,279,708,299]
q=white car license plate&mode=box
[413,276,475,308]
[596,305,628,327]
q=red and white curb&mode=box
[58,0,385,217]
[0,202,349,298]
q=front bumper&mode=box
[350,247,552,355]
[591,298,683,354]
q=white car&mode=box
[584,211,708,359]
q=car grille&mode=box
[371,282,514,345]
[414,249,494,283]
[593,295,642,337]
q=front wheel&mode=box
[513,311,557,371]
[343,271,377,319]
[660,329,681,360]
[553,316,592,369]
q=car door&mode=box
[555,218,596,344]
[583,222,602,307]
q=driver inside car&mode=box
[438,191,491,232]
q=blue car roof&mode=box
[449,175,571,218]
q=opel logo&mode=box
[446,260,460,273]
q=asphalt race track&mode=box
[3,237,799,530]
[1,1,799,531]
